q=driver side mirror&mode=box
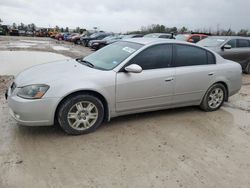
[222,44,231,50]
[124,64,142,73]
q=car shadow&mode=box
[15,105,234,138]
[15,106,198,136]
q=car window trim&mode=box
[118,43,174,72]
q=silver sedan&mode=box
[6,38,242,134]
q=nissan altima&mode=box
[6,38,242,134]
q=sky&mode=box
[0,0,250,33]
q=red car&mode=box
[175,33,209,43]
[55,33,65,40]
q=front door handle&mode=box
[208,72,214,76]
[165,77,174,82]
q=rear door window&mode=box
[174,44,215,67]
[237,39,250,48]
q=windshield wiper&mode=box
[76,58,95,68]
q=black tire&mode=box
[244,62,250,74]
[75,39,81,45]
[57,94,104,135]
[84,40,89,47]
[200,83,226,112]
[98,44,105,50]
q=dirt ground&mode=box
[0,36,250,188]
[0,36,92,59]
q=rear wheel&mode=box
[244,62,250,74]
[200,83,226,111]
[84,41,89,47]
[57,94,104,135]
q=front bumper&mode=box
[6,87,60,126]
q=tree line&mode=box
[127,24,250,36]
[1,19,250,36]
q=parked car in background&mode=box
[197,36,250,73]
[55,33,66,40]
[17,30,34,37]
[122,34,144,38]
[49,31,59,38]
[26,31,34,37]
[35,29,49,37]
[0,27,6,35]
[9,29,19,36]
[80,32,112,46]
[0,25,8,35]
[89,34,144,50]
[64,33,78,41]
[89,35,124,50]
[6,38,242,135]
[71,33,87,44]
[63,33,71,40]
[18,30,26,36]
[175,33,209,43]
[144,33,175,39]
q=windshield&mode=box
[197,37,226,47]
[175,34,190,41]
[102,35,115,40]
[122,35,135,39]
[90,33,102,38]
[84,41,143,70]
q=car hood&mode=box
[14,59,102,86]
[81,37,91,40]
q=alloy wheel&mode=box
[208,88,224,109]
[67,101,98,131]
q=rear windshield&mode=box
[175,34,190,41]
[197,38,226,47]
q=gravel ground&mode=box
[0,36,250,188]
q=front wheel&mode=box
[200,83,226,112]
[57,94,104,135]
[98,44,106,50]
[75,40,81,45]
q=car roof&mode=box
[207,36,250,40]
[122,37,192,45]
[144,33,171,36]
[177,33,208,36]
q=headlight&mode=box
[17,84,49,99]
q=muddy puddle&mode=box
[0,51,71,75]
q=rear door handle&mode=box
[208,72,214,76]
[165,77,174,82]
